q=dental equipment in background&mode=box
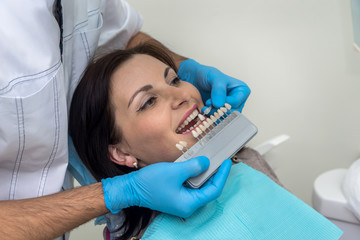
[175,103,258,188]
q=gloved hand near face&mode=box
[102,157,232,218]
[178,59,250,113]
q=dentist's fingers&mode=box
[176,156,210,182]
[190,159,232,204]
[210,80,227,108]
[225,87,250,110]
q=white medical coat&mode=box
[0,0,141,202]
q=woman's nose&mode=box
[169,87,191,109]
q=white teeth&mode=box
[177,108,203,134]
[189,109,199,120]
[178,105,233,144]
[187,115,193,123]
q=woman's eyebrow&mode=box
[164,66,170,79]
[128,85,153,108]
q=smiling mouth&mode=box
[176,108,203,134]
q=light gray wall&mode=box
[127,0,360,206]
[70,0,360,238]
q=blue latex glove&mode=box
[178,59,250,113]
[101,157,232,218]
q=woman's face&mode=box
[110,54,205,167]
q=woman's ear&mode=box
[108,145,138,168]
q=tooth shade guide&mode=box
[225,103,231,110]
[214,112,220,121]
[203,103,231,116]
[192,130,199,138]
[210,115,218,125]
[206,118,215,131]
[198,114,205,121]
[176,143,185,153]
[220,107,230,117]
[203,121,210,130]
[179,141,188,147]
[174,110,258,188]
[217,109,224,118]
[195,127,202,135]
[203,106,212,115]
[176,104,239,158]
[220,107,227,112]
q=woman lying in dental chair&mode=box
[69,43,342,240]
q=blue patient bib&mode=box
[142,163,343,240]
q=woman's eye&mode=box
[169,77,181,86]
[137,96,157,112]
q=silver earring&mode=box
[133,162,138,169]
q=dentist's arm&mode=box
[127,32,251,112]
[0,157,231,240]
[0,183,107,240]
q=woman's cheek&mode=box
[138,118,167,138]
